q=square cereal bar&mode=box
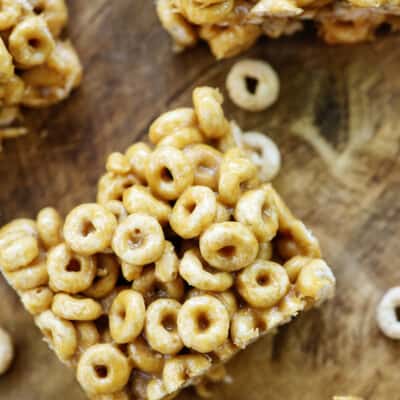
[0,87,335,400]
[156,0,400,58]
[0,0,82,140]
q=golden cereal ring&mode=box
[52,293,103,321]
[77,344,131,395]
[218,148,259,206]
[145,146,194,201]
[177,295,229,353]
[276,288,305,321]
[125,142,152,184]
[6,259,48,291]
[162,354,211,393]
[30,0,68,36]
[230,308,260,349]
[180,249,233,292]
[145,298,183,355]
[186,288,238,318]
[9,16,55,67]
[183,144,222,190]
[0,218,37,241]
[76,322,100,354]
[158,127,204,149]
[20,286,53,314]
[47,243,96,294]
[295,258,335,305]
[319,19,375,45]
[234,187,279,242]
[35,310,77,360]
[121,261,143,282]
[128,337,164,374]
[20,40,82,107]
[250,0,302,17]
[146,379,170,400]
[170,186,217,239]
[257,241,273,260]
[193,87,229,139]
[179,0,234,25]
[104,201,128,223]
[109,290,145,344]
[37,207,63,249]
[0,38,13,82]
[270,186,322,259]
[0,231,39,272]
[132,267,185,304]
[199,24,261,60]
[106,152,131,175]
[155,240,179,283]
[236,260,290,308]
[0,0,21,31]
[211,290,237,318]
[98,287,127,317]
[214,201,232,223]
[283,255,310,282]
[149,108,197,144]
[242,132,281,182]
[156,0,198,50]
[212,339,238,362]
[97,172,139,205]
[226,59,280,112]
[0,75,25,106]
[0,327,14,375]
[64,203,117,256]
[123,185,171,225]
[377,287,400,339]
[254,302,284,333]
[112,214,165,266]
[199,222,258,272]
[276,219,321,260]
[84,255,120,299]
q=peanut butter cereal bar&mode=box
[156,0,400,58]
[0,87,335,400]
[0,0,82,144]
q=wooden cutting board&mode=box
[1,1,400,399]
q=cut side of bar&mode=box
[0,87,335,400]
[157,0,400,58]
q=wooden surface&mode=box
[1,1,400,399]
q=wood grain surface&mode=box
[1,1,400,399]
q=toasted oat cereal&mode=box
[377,287,400,339]
[0,0,82,147]
[156,0,400,58]
[226,59,280,112]
[0,86,335,399]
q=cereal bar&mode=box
[0,0,82,142]
[156,0,400,58]
[0,87,335,400]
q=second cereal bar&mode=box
[0,87,336,400]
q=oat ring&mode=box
[226,59,280,112]
[377,287,400,339]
